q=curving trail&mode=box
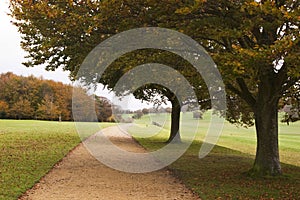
[19,126,199,200]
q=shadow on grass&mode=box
[135,138,300,199]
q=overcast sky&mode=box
[0,0,72,84]
[0,1,156,110]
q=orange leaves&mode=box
[0,101,9,116]
[0,73,74,120]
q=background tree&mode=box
[95,96,113,122]
[100,50,209,143]
[135,85,185,143]
[0,72,108,121]
[0,101,9,118]
[9,97,34,119]
[132,110,144,120]
[36,94,60,120]
[142,108,149,115]
[280,81,300,124]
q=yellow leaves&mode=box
[231,61,245,75]
[47,8,60,19]
[249,1,260,7]
[194,0,207,7]
[241,1,260,15]
[231,44,240,50]
[282,10,293,20]
[68,0,74,7]
[221,44,263,76]
[242,49,257,57]
[232,43,259,58]
[175,7,192,15]
[242,0,287,19]
[175,0,207,15]
[253,45,261,50]
[86,26,93,35]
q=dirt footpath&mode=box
[19,126,200,200]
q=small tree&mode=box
[95,96,113,122]
[142,108,150,115]
[133,110,144,119]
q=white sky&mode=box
[0,0,72,84]
[0,1,155,110]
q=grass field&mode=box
[129,111,300,166]
[0,120,114,200]
[1,113,299,199]
[128,111,300,199]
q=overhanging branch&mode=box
[236,78,256,107]
[226,78,256,109]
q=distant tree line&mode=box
[0,72,113,121]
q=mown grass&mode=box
[0,120,114,200]
[129,112,300,199]
[129,111,300,166]
[1,113,299,199]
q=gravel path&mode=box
[19,126,199,200]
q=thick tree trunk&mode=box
[167,98,181,143]
[250,89,282,176]
[229,66,288,177]
[251,106,282,176]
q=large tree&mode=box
[174,0,299,176]
[10,0,299,176]
[9,0,210,143]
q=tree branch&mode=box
[227,78,256,109]
[236,78,256,107]
[280,77,299,95]
[226,83,242,97]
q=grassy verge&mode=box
[129,112,300,199]
[134,134,300,199]
[0,120,114,200]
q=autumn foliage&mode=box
[0,72,113,121]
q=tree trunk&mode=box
[251,106,282,176]
[250,83,282,176]
[167,98,181,143]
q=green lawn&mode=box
[129,111,300,199]
[1,113,299,200]
[0,120,114,200]
[129,111,300,166]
